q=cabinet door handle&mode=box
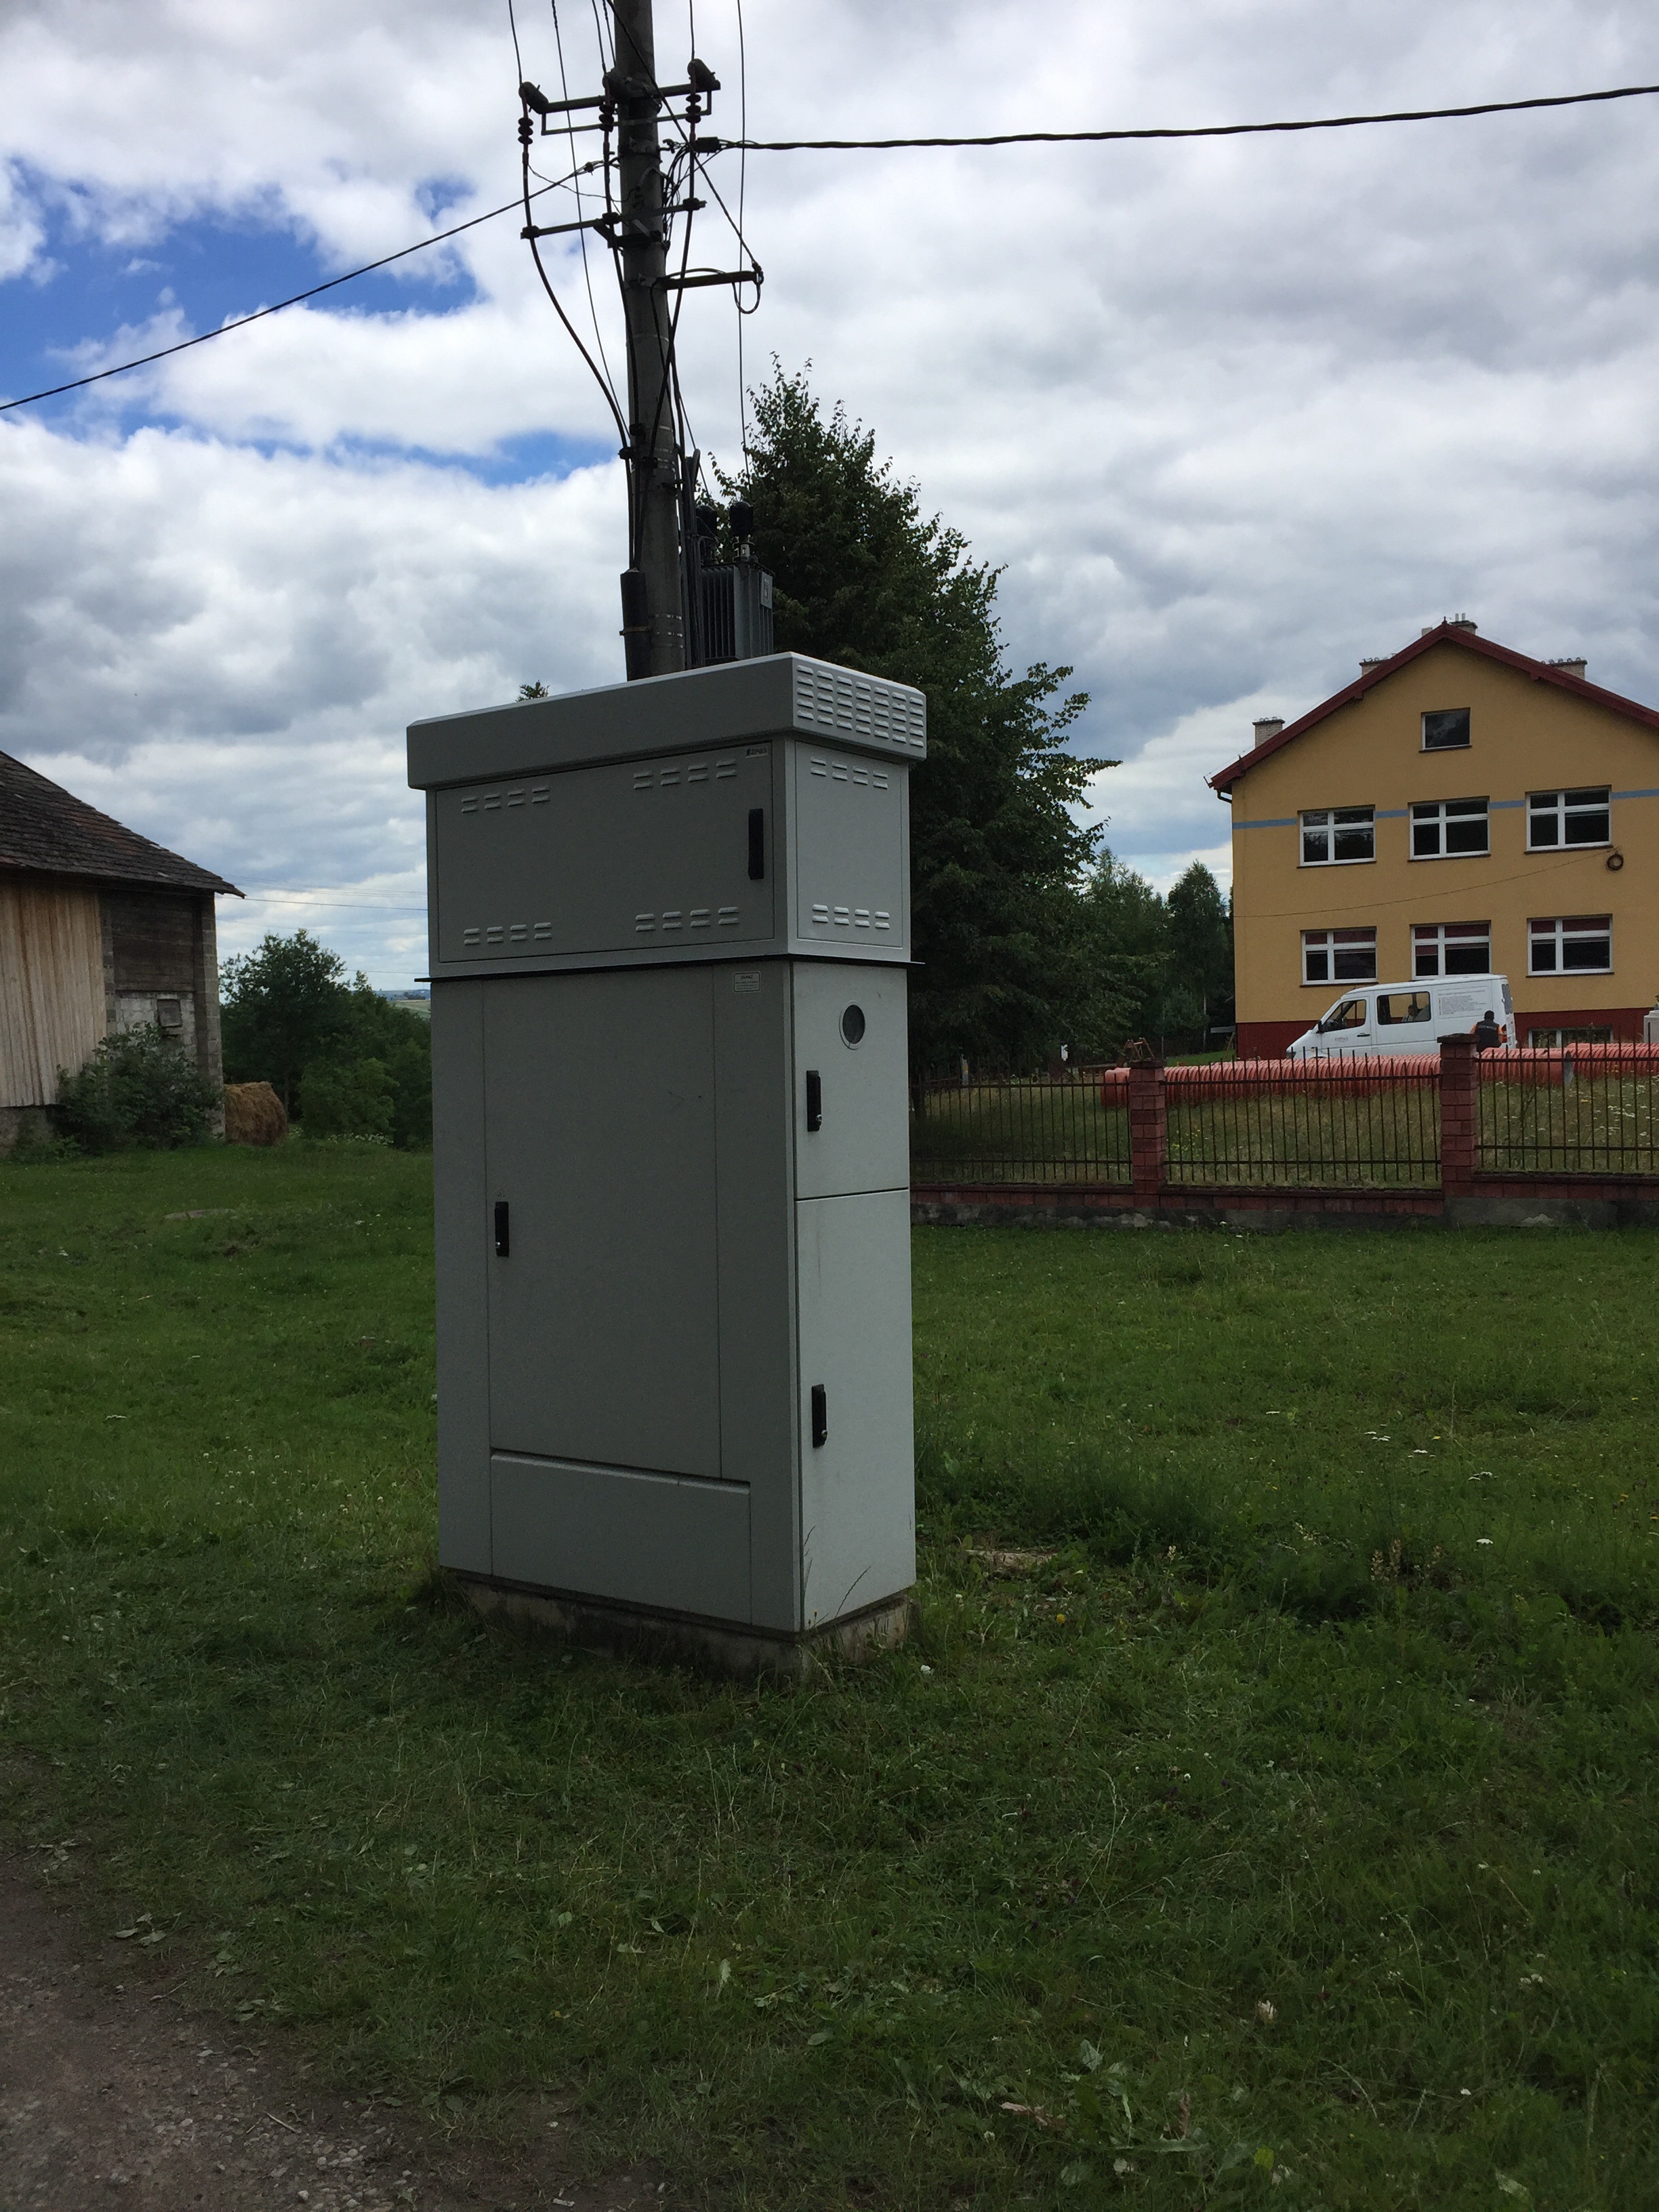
[747,806,766,880]
[811,1383,827,1449]
[493,1200,510,1257]
[805,1069,822,1132]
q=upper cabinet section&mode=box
[413,655,923,979]
[409,653,926,787]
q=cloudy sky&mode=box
[3,0,1657,983]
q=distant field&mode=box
[3,1146,1657,2209]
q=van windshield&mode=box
[1317,999,1368,1033]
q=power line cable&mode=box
[5,75,1656,418]
[717,79,1659,152]
[549,0,622,413]
[0,173,586,415]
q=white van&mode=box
[1286,975,1515,1060]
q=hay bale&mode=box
[223,1082,287,1146]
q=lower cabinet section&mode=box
[795,1187,915,1625]
[491,1454,753,1622]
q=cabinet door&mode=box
[795,1189,915,1625]
[483,968,721,1477]
[791,962,910,1199]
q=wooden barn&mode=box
[0,749,241,1150]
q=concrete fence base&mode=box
[911,1182,1659,1232]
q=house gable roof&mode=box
[0,750,241,896]
[1208,622,1659,796]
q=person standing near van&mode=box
[1473,1009,1502,1052]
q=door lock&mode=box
[493,1200,510,1257]
[805,1069,822,1131]
[811,1383,827,1448]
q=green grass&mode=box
[3,1147,1659,2210]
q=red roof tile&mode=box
[0,750,241,895]
[1208,623,1659,795]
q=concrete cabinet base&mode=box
[431,958,914,1654]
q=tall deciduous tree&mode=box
[220,930,349,1111]
[725,367,1115,1072]
[220,930,431,1141]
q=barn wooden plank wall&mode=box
[0,878,107,1106]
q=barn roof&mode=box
[1208,621,1659,796]
[0,750,241,896]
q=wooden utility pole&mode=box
[610,0,684,679]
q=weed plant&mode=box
[1,1148,1656,2209]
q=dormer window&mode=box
[1422,708,1471,750]
[1300,806,1374,865]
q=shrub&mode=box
[299,1056,396,1140]
[55,1027,219,1152]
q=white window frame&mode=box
[1412,922,1492,978]
[1528,787,1611,851]
[1411,797,1489,860]
[1528,916,1612,976]
[1302,926,1377,986]
[1422,708,1471,752]
[1300,806,1375,867]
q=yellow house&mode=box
[1209,619,1659,1057]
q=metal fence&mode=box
[910,1076,1131,1185]
[1161,1061,1442,1189]
[1478,1045,1659,1174]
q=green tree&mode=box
[220,931,431,1143]
[725,366,1116,1071]
[300,1055,396,1140]
[1163,861,1234,1043]
[220,930,350,1111]
[1065,853,1170,1057]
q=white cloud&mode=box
[2,0,1658,979]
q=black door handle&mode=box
[811,1383,827,1449]
[494,1200,510,1257]
[747,806,765,880]
[805,1069,822,1131]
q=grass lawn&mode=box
[2,1145,1657,2209]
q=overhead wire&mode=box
[0,173,590,414]
[550,0,623,417]
[718,78,1659,152]
[6,74,1658,419]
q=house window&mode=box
[1303,926,1377,985]
[1528,787,1610,848]
[1376,989,1433,1026]
[1412,798,1488,859]
[1300,806,1374,865]
[1529,1025,1614,1047]
[1412,922,1492,977]
[156,996,183,1031]
[1422,708,1471,751]
[1529,915,1612,974]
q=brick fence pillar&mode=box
[1438,1033,1477,1197]
[1128,1060,1167,1204]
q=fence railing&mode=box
[1158,1059,1441,1189]
[910,1042,1659,1193]
[1477,1044,1659,1175]
[910,1076,1130,1186]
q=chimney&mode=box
[1252,716,1285,744]
[1548,656,1588,680]
[1422,615,1478,634]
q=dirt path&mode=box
[0,1858,673,2212]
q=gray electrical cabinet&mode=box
[407,653,926,1667]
